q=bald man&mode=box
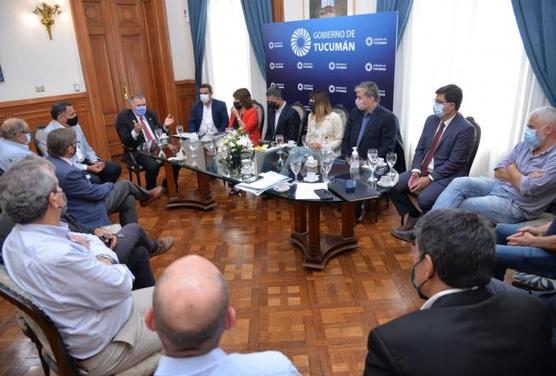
[145,255,300,375]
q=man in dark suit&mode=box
[264,86,300,142]
[188,83,229,134]
[341,81,405,171]
[115,94,179,189]
[364,209,553,376]
[390,84,474,242]
[45,128,162,229]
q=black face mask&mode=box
[233,102,242,110]
[67,116,79,127]
[268,101,279,111]
[309,102,316,113]
[410,257,430,300]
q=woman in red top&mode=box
[228,88,260,146]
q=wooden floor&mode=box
[0,167,420,375]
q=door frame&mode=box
[69,0,178,158]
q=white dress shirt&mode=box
[199,102,217,135]
[155,348,301,376]
[2,223,134,359]
[131,114,158,142]
[420,287,477,310]
[0,138,33,171]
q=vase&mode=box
[230,153,242,170]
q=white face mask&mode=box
[24,133,32,144]
[200,94,210,104]
[355,98,366,111]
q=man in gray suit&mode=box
[390,84,475,242]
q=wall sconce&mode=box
[33,2,62,40]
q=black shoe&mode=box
[390,228,415,243]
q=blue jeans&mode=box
[431,177,525,223]
[494,223,556,279]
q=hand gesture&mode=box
[407,172,420,190]
[409,176,431,193]
[517,225,544,236]
[68,233,90,250]
[133,120,144,133]
[506,231,536,247]
[93,228,117,249]
[164,114,175,128]
[527,170,544,179]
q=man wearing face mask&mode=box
[364,209,553,375]
[431,106,556,224]
[116,94,180,190]
[390,84,475,242]
[38,102,122,184]
[0,118,34,171]
[264,86,300,142]
[188,83,229,134]
[340,81,404,171]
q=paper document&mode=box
[235,171,289,196]
[295,183,328,200]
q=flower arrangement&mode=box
[218,128,254,164]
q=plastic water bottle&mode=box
[350,147,360,169]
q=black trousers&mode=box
[135,153,180,190]
[114,223,157,289]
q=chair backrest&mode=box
[0,266,83,376]
[33,124,48,156]
[332,105,348,129]
[291,105,305,124]
[465,116,482,175]
[251,100,265,132]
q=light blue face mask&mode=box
[24,133,32,144]
[135,105,147,117]
[523,127,543,148]
[433,102,445,118]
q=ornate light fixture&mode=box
[33,2,62,40]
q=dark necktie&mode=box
[421,122,446,176]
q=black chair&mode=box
[120,144,145,187]
[465,116,482,174]
[0,266,160,375]
[251,100,265,136]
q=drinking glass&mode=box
[321,159,333,183]
[275,134,284,146]
[276,134,285,168]
[386,152,397,178]
[367,148,379,183]
[188,134,200,165]
[301,135,308,148]
[241,151,253,176]
[290,157,302,183]
[176,124,184,138]
[154,128,164,141]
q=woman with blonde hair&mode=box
[305,89,343,152]
[228,88,260,146]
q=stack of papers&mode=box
[295,183,328,200]
[235,171,289,196]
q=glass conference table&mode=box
[147,137,392,269]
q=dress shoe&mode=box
[397,215,419,231]
[390,228,415,243]
[140,186,164,207]
[150,236,174,257]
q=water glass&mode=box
[241,152,253,176]
[386,152,397,178]
[176,125,184,138]
[290,158,303,183]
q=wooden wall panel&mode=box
[0,93,96,156]
[175,80,196,130]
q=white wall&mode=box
[0,0,85,102]
[165,0,196,81]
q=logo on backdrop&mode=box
[291,28,312,57]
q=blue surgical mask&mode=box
[135,105,147,117]
[433,102,445,118]
[523,127,543,148]
[24,133,32,144]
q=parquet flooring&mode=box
[0,167,420,375]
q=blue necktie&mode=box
[356,113,371,147]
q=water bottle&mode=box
[350,146,360,169]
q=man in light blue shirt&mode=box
[37,101,121,184]
[0,156,161,375]
[432,106,556,223]
[0,118,34,171]
[145,255,301,376]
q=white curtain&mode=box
[393,0,549,177]
[203,0,267,113]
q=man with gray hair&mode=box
[45,127,163,229]
[431,106,556,224]
[340,81,405,171]
[264,86,300,142]
[0,156,162,375]
[364,209,552,375]
[116,94,179,190]
[145,255,300,375]
[0,117,34,171]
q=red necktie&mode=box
[140,117,154,143]
[421,122,445,176]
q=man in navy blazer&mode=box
[364,209,553,376]
[116,94,180,189]
[340,81,405,172]
[390,84,474,242]
[45,128,162,229]
[264,86,300,142]
[188,83,229,134]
